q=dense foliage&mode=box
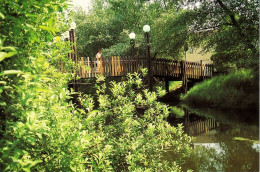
[181,70,258,110]
[77,73,192,171]
[0,0,83,171]
[74,0,258,72]
[0,0,192,171]
[175,0,259,72]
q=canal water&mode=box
[167,105,259,171]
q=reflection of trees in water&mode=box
[181,107,259,172]
[183,145,224,171]
[214,123,259,172]
[183,137,259,172]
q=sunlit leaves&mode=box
[0,0,84,171]
[78,70,192,171]
[0,70,22,76]
[0,41,17,62]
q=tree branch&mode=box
[216,0,258,56]
[215,0,241,32]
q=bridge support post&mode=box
[69,28,79,101]
[165,79,169,93]
[181,60,188,94]
[200,60,203,80]
[184,107,190,135]
[183,79,187,94]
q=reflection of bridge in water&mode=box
[185,118,217,137]
[183,109,218,137]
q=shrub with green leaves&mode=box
[77,72,192,171]
[0,1,86,171]
[0,1,192,171]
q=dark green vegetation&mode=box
[0,1,192,171]
[74,0,258,72]
[182,70,258,110]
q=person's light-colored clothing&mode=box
[96,52,102,73]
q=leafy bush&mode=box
[77,72,192,171]
[0,1,192,171]
[182,70,258,110]
[0,1,86,171]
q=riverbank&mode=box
[181,70,258,111]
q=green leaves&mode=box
[0,0,83,171]
[182,69,258,110]
[76,69,192,171]
[0,12,4,19]
[39,25,58,34]
[0,52,17,62]
[0,0,193,171]
[0,41,17,62]
[0,70,22,76]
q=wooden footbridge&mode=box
[68,56,213,92]
[76,56,213,78]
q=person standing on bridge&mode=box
[96,49,102,74]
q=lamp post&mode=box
[184,43,188,61]
[69,22,78,101]
[69,21,77,62]
[62,31,71,58]
[62,31,70,41]
[143,24,152,91]
[129,32,136,57]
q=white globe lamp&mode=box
[143,25,150,33]
[129,32,136,39]
[70,21,76,30]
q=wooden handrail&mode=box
[64,56,213,79]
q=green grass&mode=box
[182,70,258,110]
[169,81,182,91]
[169,106,185,118]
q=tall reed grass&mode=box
[182,70,258,110]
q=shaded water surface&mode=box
[168,106,259,172]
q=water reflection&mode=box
[173,106,259,172]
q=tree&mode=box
[165,0,259,71]
[74,0,259,72]
[73,0,161,57]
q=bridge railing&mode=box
[79,56,146,78]
[152,58,182,78]
[184,61,213,79]
[74,56,213,79]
